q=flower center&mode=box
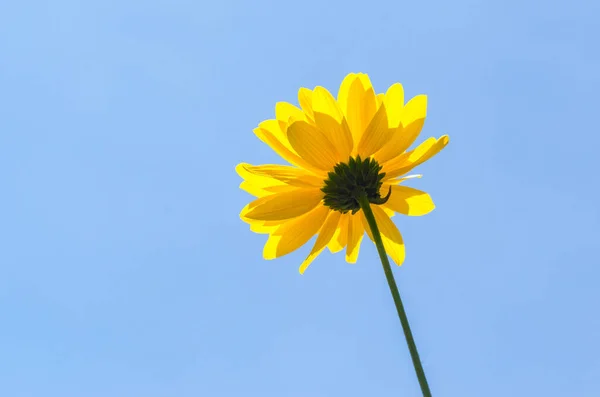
[321,156,392,214]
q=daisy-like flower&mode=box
[237,73,448,274]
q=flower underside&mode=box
[322,156,392,214]
[236,72,450,273]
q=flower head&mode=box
[237,73,448,273]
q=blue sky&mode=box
[1,0,599,396]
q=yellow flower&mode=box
[237,73,449,274]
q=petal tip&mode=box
[235,162,251,176]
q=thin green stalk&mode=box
[358,194,432,397]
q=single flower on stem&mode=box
[237,73,448,396]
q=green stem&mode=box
[358,195,432,397]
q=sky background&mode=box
[1,0,599,396]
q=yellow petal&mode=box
[237,163,323,188]
[241,203,292,226]
[249,219,286,234]
[372,206,405,266]
[276,102,305,121]
[263,205,329,259]
[239,181,293,198]
[382,206,395,218]
[343,76,377,149]
[384,83,405,128]
[374,119,425,165]
[312,85,345,122]
[242,188,323,221]
[237,162,292,197]
[337,73,357,112]
[239,181,267,197]
[328,213,349,253]
[374,94,427,164]
[236,162,290,184]
[376,187,397,218]
[357,104,393,158]
[298,88,314,120]
[299,210,341,274]
[401,94,427,127]
[276,102,306,134]
[253,126,324,175]
[345,214,364,263]
[377,177,423,204]
[356,73,374,91]
[258,119,294,151]
[383,137,434,171]
[237,163,283,182]
[312,86,353,159]
[344,78,365,144]
[359,92,378,151]
[383,135,449,180]
[376,93,385,106]
[361,206,405,266]
[287,120,340,171]
[357,74,377,111]
[400,118,426,150]
[384,186,435,216]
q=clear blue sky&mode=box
[1,0,599,396]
